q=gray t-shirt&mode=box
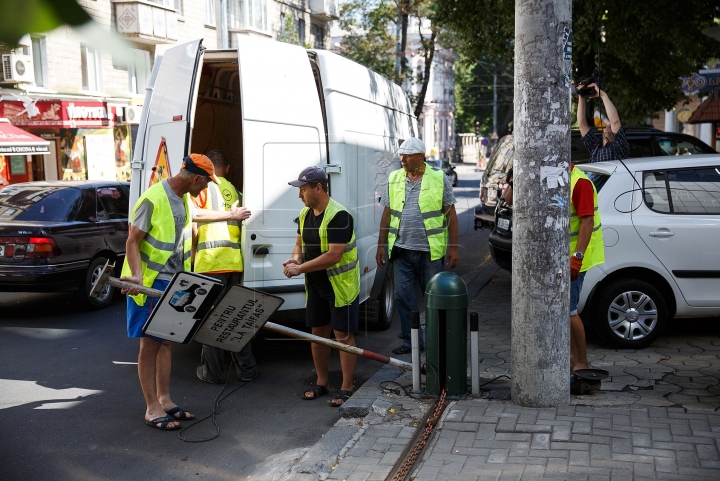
[132,180,194,281]
[380,169,456,251]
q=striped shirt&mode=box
[380,169,456,252]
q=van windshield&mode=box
[0,186,82,222]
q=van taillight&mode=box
[26,237,58,258]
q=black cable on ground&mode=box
[379,370,512,399]
[177,357,248,443]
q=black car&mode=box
[475,128,716,229]
[0,181,130,309]
[426,158,458,187]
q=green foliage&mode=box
[0,0,91,45]
[337,0,397,80]
[277,14,311,49]
[437,0,720,126]
[454,57,514,136]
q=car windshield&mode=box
[0,185,83,222]
[426,159,442,170]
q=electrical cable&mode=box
[379,370,512,398]
[177,356,248,443]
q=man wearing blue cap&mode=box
[284,166,360,407]
[376,138,459,355]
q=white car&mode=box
[577,154,720,348]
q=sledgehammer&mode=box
[91,261,414,372]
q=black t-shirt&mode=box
[298,209,354,294]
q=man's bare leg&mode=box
[305,325,332,398]
[139,338,179,427]
[570,314,590,371]
[334,330,356,394]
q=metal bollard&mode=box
[411,311,421,392]
[425,271,469,397]
[470,312,479,395]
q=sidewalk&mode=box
[256,268,720,480]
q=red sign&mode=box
[0,100,125,128]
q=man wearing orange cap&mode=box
[120,153,251,431]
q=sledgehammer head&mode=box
[90,260,116,298]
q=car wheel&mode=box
[360,264,395,331]
[82,256,115,310]
[451,172,458,187]
[593,278,668,349]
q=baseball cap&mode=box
[396,137,426,155]
[288,166,328,187]
[182,154,219,183]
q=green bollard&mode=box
[425,271,469,397]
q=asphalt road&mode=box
[0,164,489,481]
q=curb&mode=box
[254,259,500,479]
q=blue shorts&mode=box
[570,271,586,317]
[127,279,170,341]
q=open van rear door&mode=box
[236,36,327,298]
[130,40,203,205]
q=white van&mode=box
[129,37,418,329]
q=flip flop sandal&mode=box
[145,415,181,430]
[166,406,194,420]
[330,390,354,407]
[303,385,329,400]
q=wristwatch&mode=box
[572,252,584,260]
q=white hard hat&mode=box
[396,137,426,155]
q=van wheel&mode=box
[82,256,115,310]
[360,264,395,331]
[593,278,668,349]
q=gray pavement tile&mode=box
[531,433,551,451]
[497,415,519,433]
[550,442,589,451]
[572,434,611,445]
[455,431,477,448]
[496,432,533,442]
[677,466,720,478]
[412,464,441,480]
[516,424,553,433]
[699,459,720,468]
[551,426,572,442]
[611,437,631,454]
[488,449,510,463]
[571,421,591,434]
[632,447,676,458]
[672,435,716,445]
[590,444,611,461]
[345,472,370,481]
[651,428,673,442]
[527,450,569,459]
[568,450,589,467]
[591,429,631,439]
[676,449,701,468]
[631,432,652,447]
[696,443,720,461]
[610,453,654,464]
[474,440,514,449]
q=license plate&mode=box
[487,189,497,200]
[0,245,4,257]
[498,218,510,230]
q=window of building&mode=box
[298,18,306,45]
[205,0,216,26]
[227,0,267,31]
[174,0,183,15]
[311,23,325,49]
[30,36,47,88]
[81,45,102,92]
[128,49,151,95]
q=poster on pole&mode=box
[142,272,225,343]
[192,286,285,353]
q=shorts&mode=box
[306,282,359,333]
[127,279,170,341]
[570,271,586,317]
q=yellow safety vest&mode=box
[217,176,238,211]
[193,181,243,274]
[388,164,448,261]
[299,198,360,307]
[121,181,192,305]
[570,167,605,272]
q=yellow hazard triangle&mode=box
[148,137,172,187]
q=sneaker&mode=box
[239,370,259,382]
[196,366,222,384]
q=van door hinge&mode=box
[131,162,144,170]
[324,164,342,174]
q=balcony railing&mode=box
[113,0,178,45]
[309,0,339,20]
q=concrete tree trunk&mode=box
[511,0,572,407]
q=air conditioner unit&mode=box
[125,106,143,125]
[2,54,34,84]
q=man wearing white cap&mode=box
[376,138,459,355]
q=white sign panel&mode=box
[192,286,285,353]
[85,133,116,181]
[143,272,225,343]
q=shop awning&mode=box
[687,93,720,124]
[0,118,50,155]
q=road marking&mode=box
[0,327,87,340]
[112,361,138,365]
[0,379,101,410]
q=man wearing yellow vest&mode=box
[283,166,360,407]
[120,154,252,430]
[569,163,604,393]
[376,138,459,356]
[192,150,258,384]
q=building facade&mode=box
[0,0,337,186]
